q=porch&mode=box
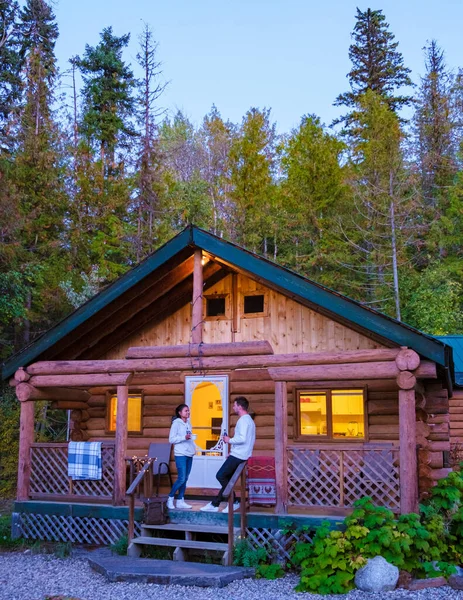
[24,440,401,513]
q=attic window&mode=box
[244,294,265,314]
[206,296,226,317]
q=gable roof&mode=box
[436,336,463,386]
[2,225,453,381]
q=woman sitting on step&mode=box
[167,404,196,510]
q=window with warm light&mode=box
[107,394,142,433]
[297,389,365,440]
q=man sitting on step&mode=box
[201,397,256,513]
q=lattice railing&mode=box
[245,526,314,562]
[287,445,400,511]
[29,442,115,500]
[14,513,141,545]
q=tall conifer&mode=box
[335,8,412,129]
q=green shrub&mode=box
[233,538,268,567]
[110,534,128,555]
[256,563,285,579]
[0,515,22,550]
[293,495,459,595]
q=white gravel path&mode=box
[1,553,463,600]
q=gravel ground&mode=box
[0,552,462,600]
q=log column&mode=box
[398,377,419,514]
[191,248,203,344]
[114,384,129,505]
[17,400,35,501]
[275,381,288,513]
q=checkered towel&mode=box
[67,442,102,480]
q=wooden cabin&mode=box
[436,336,463,460]
[2,226,457,544]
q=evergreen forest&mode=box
[1,1,463,369]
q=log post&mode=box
[275,381,288,513]
[191,248,203,344]
[114,385,129,505]
[399,382,419,514]
[17,400,35,501]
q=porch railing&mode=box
[29,442,116,501]
[287,444,400,511]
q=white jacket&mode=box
[168,418,196,457]
[229,414,256,460]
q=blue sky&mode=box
[53,0,463,133]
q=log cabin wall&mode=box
[449,388,463,447]
[76,273,453,495]
[416,381,451,497]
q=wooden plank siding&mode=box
[101,274,384,360]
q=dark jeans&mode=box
[212,455,245,507]
[169,455,193,499]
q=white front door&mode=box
[185,375,229,488]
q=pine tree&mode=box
[132,24,166,260]
[335,8,413,129]
[228,108,277,251]
[280,115,350,286]
[13,0,67,344]
[199,106,236,238]
[0,0,22,150]
[157,111,213,237]
[77,27,137,174]
[339,91,419,319]
[414,41,456,208]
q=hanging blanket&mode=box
[247,456,276,505]
[68,441,102,480]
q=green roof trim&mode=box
[2,225,451,380]
[191,228,449,367]
[436,336,463,386]
[2,228,193,379]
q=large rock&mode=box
[355,556,399,592]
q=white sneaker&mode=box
[176,499,193,510]
[200,502,219,512]
[167,497,175,510]
[222,502,240,513]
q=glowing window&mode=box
[108,395,142,433]
[297,389,365,440]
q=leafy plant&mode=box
[294,494,461,595]
[0,515,21,550]
[256,563,285,579]
[54,541,72,559]
[110,534,128,555]
[233,538,268,568]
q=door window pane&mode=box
[299,392,327,436]
[190,381,223,451]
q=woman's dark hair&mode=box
[172,403,189,423]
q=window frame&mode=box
[294,387,367,443]
[241,290,268,318]
[105,391,144,435]
[203,293,231,321]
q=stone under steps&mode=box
[127,522,239,565]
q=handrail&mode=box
[222,460,247,566]
[126,458,154,542]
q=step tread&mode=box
[131,536,228,551]
[142,523,238,534]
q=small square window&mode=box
[108,395,142,433]
[206,296,226,317]
[244,294,264,314]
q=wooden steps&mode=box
[128,521,238,565]
[130,536,229,551]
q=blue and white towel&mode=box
[67,442,102,480]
